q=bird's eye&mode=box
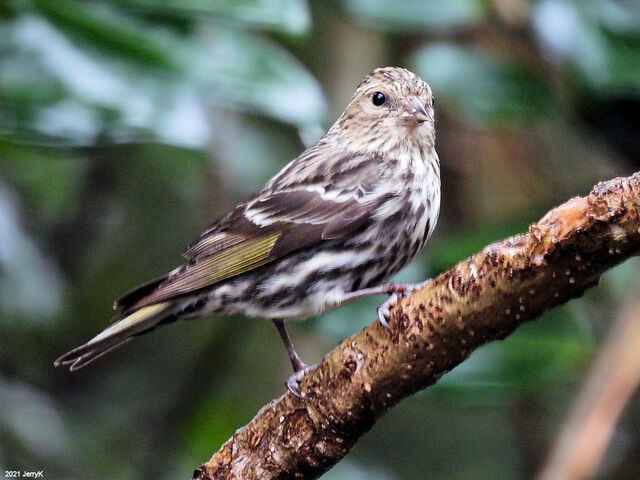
[372,91,386,107]
[431,97,435,107]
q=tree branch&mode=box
[193,171,640,480]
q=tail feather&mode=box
[54,303,172,371]
[113,275,168,312]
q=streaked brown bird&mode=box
[55,66,440,395]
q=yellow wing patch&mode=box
[136,230,283,307]
[184,232,242,259]
[193,230,283,286]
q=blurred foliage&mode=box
[415,44,553,125]
[341,0,487,32]
[1,0,640,479]
[0,0,324,147]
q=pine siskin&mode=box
[55,67,440,395]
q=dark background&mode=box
[1,1,639,479]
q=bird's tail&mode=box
[54,302,173,371]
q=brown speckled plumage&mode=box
[55,67,441,382]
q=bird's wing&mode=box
[115,153,386,312]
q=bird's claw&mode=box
[285,364,312,398]
[376,279,432,331]
[377,292,400,331]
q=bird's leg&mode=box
[341,279,432,330]
[272,319,310,398]
[273,318,306,372]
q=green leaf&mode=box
[121,0,312,35]
[532,0,640,94]
[33,0,175,68]
[0,0,17,19]
[341,0,485,32]
[0,15,324,146]
[597,0,640,34]
[188,26,325,131]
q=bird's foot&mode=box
[376,279,432,331]
[377,293,399,331]
[285,364,313,398]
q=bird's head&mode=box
[330,67,436,156]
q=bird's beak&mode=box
[404,96,430,124]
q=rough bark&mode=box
[193,172,640,480]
